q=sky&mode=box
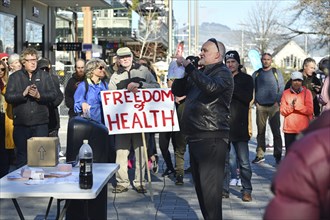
[173,0,295,30]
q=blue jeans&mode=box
[224,141,252,194]
[14,124,49,168]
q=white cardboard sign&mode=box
[101,88,180,134]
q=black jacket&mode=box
[5,68,57,126]
[64,73,84,118]
[229,71,253,142]
[48,73,63,131]
[172,62,234,139]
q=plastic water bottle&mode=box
[79,139,93,189]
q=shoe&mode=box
[229,178,238,186]
[236,179,242,187]
[135,185,147,193]
[161,168,175,177]
[222,191,230,199]
[242,192,252,202]
[112,185,128,193]
[175,175,184,185]
[252,156,265,164]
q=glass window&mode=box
[0,12,15,54]
[26,19,43,56]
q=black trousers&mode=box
[188,137,228,220]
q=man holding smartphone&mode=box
[5,48,57,168]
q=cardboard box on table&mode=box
[27,137,59,167]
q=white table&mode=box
[0,163,119,220]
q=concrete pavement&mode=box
[0,111,280,220]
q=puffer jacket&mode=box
[171,62,234,139]
[264,110,330,220]
[280,86,313,134]
[5,68,57,126]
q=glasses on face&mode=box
[0,67,5,72]
[25,58,37,63]
[208,38,219,52]
[98,66,105,70]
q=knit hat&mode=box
[116,47,132,57]
[225,50,240,64]
[37,58,50,70]
[291,71,303,81]
[0,53,9,61]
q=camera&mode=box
[186,56,200,68]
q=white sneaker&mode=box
[229,178,238,186]
[237,179,242,187]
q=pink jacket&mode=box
[264,111,330,220]
[280,86,313,134]
[319,77,330,112]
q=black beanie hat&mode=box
[225,50,240,64]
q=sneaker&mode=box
[252,156,265,164]
[229,178,238,186]
[236,179,242,187]
[161,168,175,177]
[242,192,252,202]
[112,185,128,193]
[222,191,230,199]
[175,175,184,185]
[135,185,147,193]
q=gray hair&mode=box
[217,41,226,61]
[8,53,20,65]
[85,58,107,79]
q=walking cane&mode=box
[141,132,154,201]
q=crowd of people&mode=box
[0,43,329,220]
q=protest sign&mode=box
[101,88,180,134]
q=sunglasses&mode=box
[208,38,219,52]
[1,58,8,61]
[0,68,5,71]
[98,66,105,70]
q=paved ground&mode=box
[0,110,281,220]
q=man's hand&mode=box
[176,55,190,67]
[28,85,41,99]
[175,96,186,104]
[23,85,31,97]
[127,82,139,93]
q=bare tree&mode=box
[282,0,330,48]
[130,0,165,62]
[242,1,283,54]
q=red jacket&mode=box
[264,110,330,220]
[280,86,313,133]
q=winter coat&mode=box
[5,68,57,126]
[280,86,313,134]
[65,73,84,118]
[74,78,108,124]
[264,110,330,220]
[171,62,234,139]
[229,71,254,142]
[0,86,14,149]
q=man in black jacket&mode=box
[172,39,234,220]
[223,50,254,202]
[64,59,85,118]
[5,48,57,168]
